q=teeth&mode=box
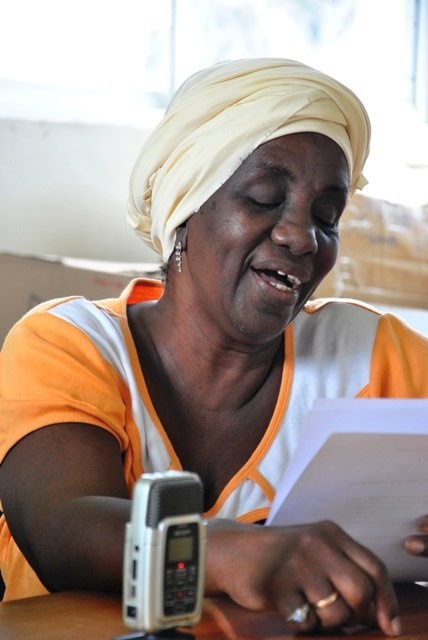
[276,271,302,286]
[269,280,291,292]
[261,268,302,292]
[284,273,301,286]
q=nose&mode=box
[271,211,318,255]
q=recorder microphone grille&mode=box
[146,478,203,526]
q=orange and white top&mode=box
[1,279,427,600]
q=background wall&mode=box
[0,118,159,263]
[1,0,425,266]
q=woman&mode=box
[1,58,428,635]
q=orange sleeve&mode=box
[0,294,147,601]
[0,308,130,463]
[0,517,48,600]
[370,314,428,398]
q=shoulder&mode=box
[302,297,428,339]
[303,296,382,317]
[296,297,428,355]
[297,297,382,337]
[3,278,163,347]
[1,296,123,372]
[7,295,116,335]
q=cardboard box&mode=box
[0,252,162,346]
[315,193,428,310]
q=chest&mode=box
[127,304,284,509]
[145,370,282,511]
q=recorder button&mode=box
[165,591,175,603]
[165,569,175,587]
[174,603,186,614]
[187,566,197,585]
[175,569,186,587]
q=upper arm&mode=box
[371,314,428,397]
[0,422,129,568]
[0,304,138,591]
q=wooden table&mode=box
[1,583,428,640]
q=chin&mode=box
[231,313,292,343]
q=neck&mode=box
[132,296,285,412]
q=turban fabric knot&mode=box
[128,58,371,262]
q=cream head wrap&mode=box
[128,58,371,262]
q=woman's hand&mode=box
[205,519,401,636]
[403,515,428,557]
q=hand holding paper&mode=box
[267,399,428,581]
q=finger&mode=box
[293,530,375,623]
[343,540,401,637]
[308,585,352,630]
[283,597,317,633]
[417,516,428,533]
[315,558,377,629]
[284,525,375,629]
[403,535,427,556]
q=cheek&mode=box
[316,233,340,274]
[192,204,252,255]
[185,208,241,274]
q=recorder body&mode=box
[123,471,206,633]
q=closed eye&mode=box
[247,196,283,210]
[314,214,340,232]
[312,195,346,232]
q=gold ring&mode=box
[314,591,339,609]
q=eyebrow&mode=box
[256,161,350,195]
[244,162,297,188]
[259,161,296,181]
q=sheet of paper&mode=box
[266,399,428,581]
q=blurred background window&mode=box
[0,0,423,122]
[1,0,427,202]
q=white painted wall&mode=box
[3,109,428,268]
[0,118,160,263]
[1,117,428,337]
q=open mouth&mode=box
[256,269,302,293]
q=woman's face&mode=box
[183,132,350,343]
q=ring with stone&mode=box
[286,601,311,624]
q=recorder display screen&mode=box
[167,535,193,562]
